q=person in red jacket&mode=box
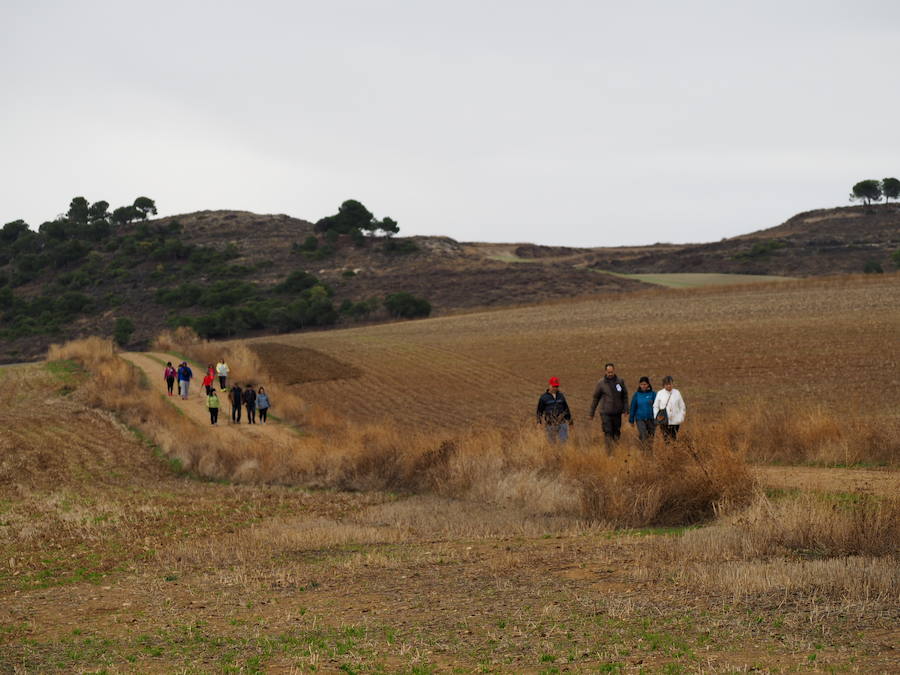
[202,369,215,396]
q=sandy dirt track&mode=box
[120,351,296,444]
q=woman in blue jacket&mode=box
[628,376,656,450]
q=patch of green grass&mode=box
[599,271,794,288]
[45,359,87,394]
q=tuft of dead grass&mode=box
[641,492,900,602]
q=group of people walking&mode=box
[536,363,686,448]
[163,358,272,426]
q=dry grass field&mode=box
[1,274,898,672]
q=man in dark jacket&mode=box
[536,377,572,443]
[229,384,243,424]
[588,362,628,450]
[242,384,257,424]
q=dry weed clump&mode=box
[641,493,900,602]
[710,403,898,466]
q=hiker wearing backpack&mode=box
[163,362,177,396]
[229,383,243,424]
[588,362,628,451]
[177,362,193,400]
[628,376,657,450]
[242,385,257,424]
[653,375,686,442]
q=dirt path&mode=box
[121,351,296,443]
[753,464,899,497]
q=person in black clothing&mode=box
[536,376,573,443]
[588,362,629,451]
[242,384,257,424]
[229,384,243,424]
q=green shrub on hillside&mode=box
[384,292,431,319]
[734,239,787,260]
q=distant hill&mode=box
[587,204,900,276]
[1,203,897,362]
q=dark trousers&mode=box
[661,424,680,442]
[166,377,175,394]
[209,407,219,424]
[635,419,656,448]
[246,404,256,423]
[219,375,226,389]
[205,384,214,395]
[601,414,622,447]
[231,403,241,423]
[259,407,268,423]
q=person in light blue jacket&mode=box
[628,376,657,450]
[256,386,271,424]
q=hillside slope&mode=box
[588,204,900,275]
[2,203,897,363]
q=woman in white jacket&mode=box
[652,375,686,442]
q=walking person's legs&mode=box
[167,378,174,395]
[557,422,569,443]
[209,408,215,424]
[661,424,679,443]
[601,414,621,451]
[219,376,226,390]
[246,404,255,424]
[183,381,190,399]
[636,420,655,450]
[232,403,241,423]
[259,408,267,423]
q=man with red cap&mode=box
[536,376,573,443]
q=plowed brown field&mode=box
[245,275,900,433]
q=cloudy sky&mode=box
[2,1,899,246]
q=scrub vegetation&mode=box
[1,273,897,671]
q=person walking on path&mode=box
[207,390,220,425]
[536,377,572,443]
[588,362,629,450]
[653,375,686,442]
[202,369,215,396]
[629,376,657,450]
[242,384,257,424]
[256,387,271,424]
[229,383,243,424]
[216,359,229,391]
[163,362,177,396]
[177,362,193,400]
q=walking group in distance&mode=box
[162,358,272,426]
[536,363,686,449]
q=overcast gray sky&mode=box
[2,1,899,246]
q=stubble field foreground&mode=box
[0,274,898,672]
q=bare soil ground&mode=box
[1,357,896,671]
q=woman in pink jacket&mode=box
[163,362,177,396]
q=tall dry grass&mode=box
[642,492,900,602]
[48,337,753,526]
[712,404,898,466]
